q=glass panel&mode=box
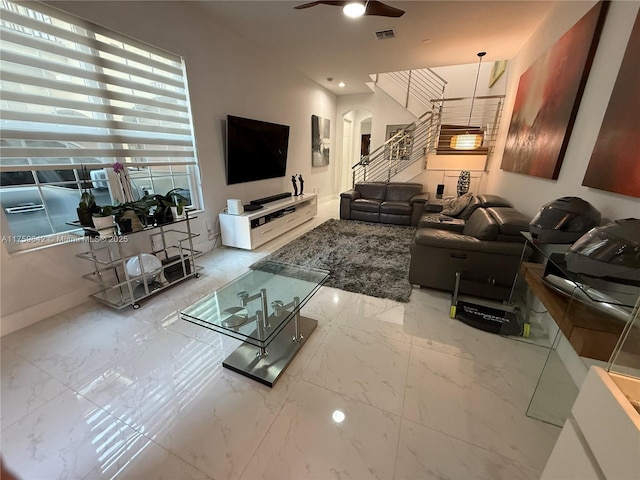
[608,297,640,383]
[181,262,329,347]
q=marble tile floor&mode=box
[1,198,561,480]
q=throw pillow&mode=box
[441,192,473,216]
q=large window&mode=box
[0,0,200,250]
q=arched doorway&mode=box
[340,109,372,192]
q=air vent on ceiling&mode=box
[375,29,396,40]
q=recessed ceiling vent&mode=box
[375,29,396,40]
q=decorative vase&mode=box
[117,218,132,234]
[457,170,471,197]
[170,206,185,221]
[92,215,115,235]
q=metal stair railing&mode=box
[431,95,505,156]
[351,109,437,186]
[379,68,447,111]
[350,94,506,187]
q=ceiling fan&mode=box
[294,1,405,18]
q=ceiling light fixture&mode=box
[343,2,366,18]
[338,81,346,88]
[450,51,486,151]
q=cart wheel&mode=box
[522,323,531,338]
[195,273,200,278]
[132,303,140,309]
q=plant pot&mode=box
[120,209,144,232]
[77,208,95,227]
[154,208,172,225]
[170,206,186,221]
[92,215,115,235]
[117,218,132,234]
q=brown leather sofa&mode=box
[340,182,429,226]
[409,202,532,301]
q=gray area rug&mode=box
[251,219,416,302]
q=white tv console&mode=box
[219,193,317,250]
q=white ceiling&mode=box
[192,0,557,95]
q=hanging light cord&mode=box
[467,51,486,127]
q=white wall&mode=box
[486,0,640,220]
[0,1,337,335]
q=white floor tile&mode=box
[301,324,411,416]
[403,343,560,470]
[240,380,401,480]
[394,418,542,480]
[1,346,68,430]
[0,389,141,480]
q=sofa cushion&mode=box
[441,192,473,216]
[355,182,387,201]
[487,207,530,237]
[385,183,423,203]
[462,209,499,240]
[477,194,512,208]
[352,198,381,213]
[380,201,412,215]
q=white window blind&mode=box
[0,0,197,169]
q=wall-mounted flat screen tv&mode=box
[225,115,290,185]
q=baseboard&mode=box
[1,288,93,336]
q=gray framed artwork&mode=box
[311,115,330,167]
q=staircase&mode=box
[351,110,436,185]
[352,67,505,186]
[371,68,447,118]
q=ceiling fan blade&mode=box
[364,1,405,18]
[295,1,404,17]
[294,1,347,9]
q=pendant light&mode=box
[450,51,486,150]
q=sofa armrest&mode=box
[410,192,430,226]
[410,192,430,205]
[340,189,361,200]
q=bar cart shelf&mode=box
[74,212,202,309]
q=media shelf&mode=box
[219,193,317,250]
[74,212,203,309]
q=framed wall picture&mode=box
[488,60,507,87]
[582,12,640,198]
[311,114,330,167]
[500,2,608,179]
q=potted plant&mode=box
[117,195,157,231]
[77,166,99,227]
[92,205,118,233]
[155,189,189,223]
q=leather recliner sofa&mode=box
[409,203,532,301]
[340,182,429,226]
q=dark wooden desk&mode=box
[521,262,625,362]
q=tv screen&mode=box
[225,115,290,185]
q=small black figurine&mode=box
[291,175,298,196]
[298,174,304,195]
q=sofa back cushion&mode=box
[385,183,423,202]
[477,194,512,208]
[355,182,387,201]
[463,208,499,240]
[487,207,530,238]
[441,192,474,216]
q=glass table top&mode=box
[180,262,329,347]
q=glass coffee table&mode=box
[180,261,329,387]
